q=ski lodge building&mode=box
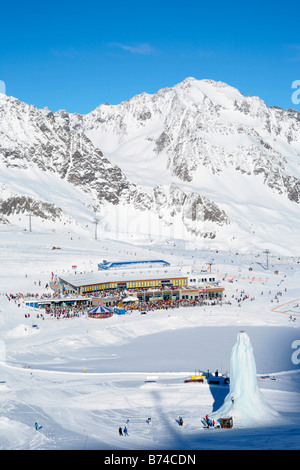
[58,266,188,296]
[57,259,224,304]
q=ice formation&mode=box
[211,331,280,427]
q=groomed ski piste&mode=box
[0,226,300,450]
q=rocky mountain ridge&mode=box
[0,78,299,253]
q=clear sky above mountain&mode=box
[0,0,299,113]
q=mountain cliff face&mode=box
[75,78,300,202]
[0,78,300,253]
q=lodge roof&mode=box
[59,268,187,288]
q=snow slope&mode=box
[0,77,300,449]
[0,227,299,450]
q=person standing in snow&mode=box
[124,426,128,436]
[119,427,123,436]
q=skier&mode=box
[179,417,183,426]
[119,427,123,436]
[35,422,39,431]
[124,426,128,436]
[204,415,214,427]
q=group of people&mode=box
[119,426,129,436]
[127,297,223,313]
[118,414,222,436]
[44,304,87,319]
[231,289,255,304]
[204,415,217,428]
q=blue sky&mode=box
[0,0,299,113]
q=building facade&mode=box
[58,269,188,296]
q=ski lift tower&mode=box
[263,249,270,270]
[93,217,99,240]
[206,262,215,273]
[26,213,32,232]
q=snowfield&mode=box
[0,226,299,450]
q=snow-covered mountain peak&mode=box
[1,78,300,254]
